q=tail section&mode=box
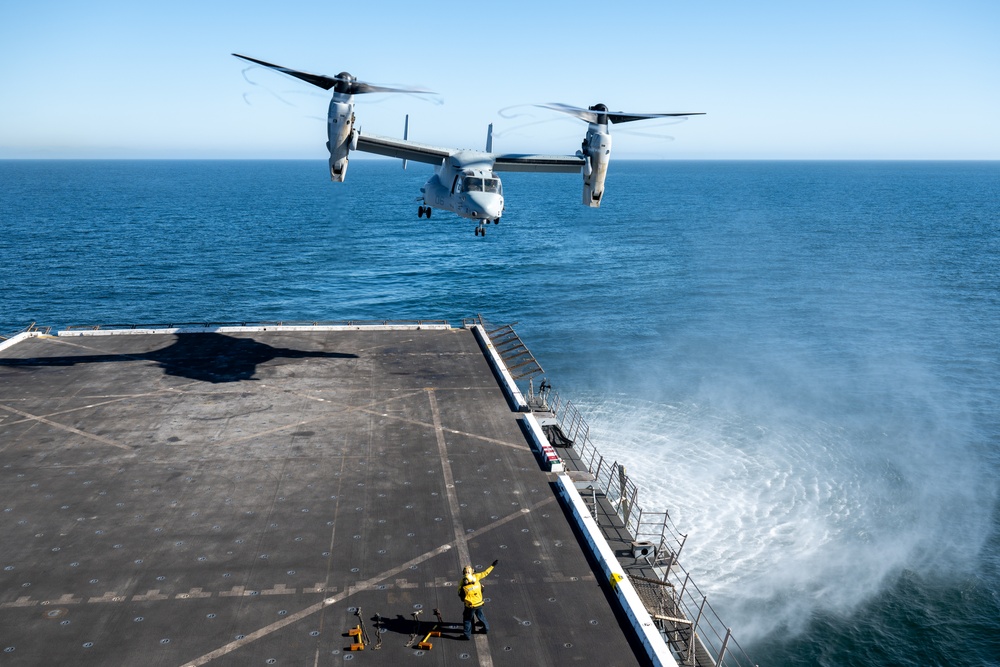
[402,115,409,170]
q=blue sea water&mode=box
[1,159,998,666]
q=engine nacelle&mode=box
[581,125,611,207]
[327,99,355,182]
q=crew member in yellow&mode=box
[459,559,497,640]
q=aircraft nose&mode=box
[467,192,503,220]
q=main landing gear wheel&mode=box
[418,206,432,219]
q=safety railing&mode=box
[463,315,544,382]
[526,386,758,667]
[0,322,51,343]
[0,322,50,341]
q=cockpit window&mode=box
[461,177,502,194]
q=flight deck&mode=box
[0,321,758,667]
[0,324,657,666]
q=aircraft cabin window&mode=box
[463,177,484,192]
[484,178,501,194]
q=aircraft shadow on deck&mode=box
[0,332,358,384]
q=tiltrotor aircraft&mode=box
[234,54,703,237]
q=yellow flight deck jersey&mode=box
[459,564,494,608]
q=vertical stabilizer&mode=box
[486,123,494,153]
[402,114,409,170]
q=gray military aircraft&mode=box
[234,54,703,237]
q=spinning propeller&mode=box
[537,102,704,125]
[232,54,433,96]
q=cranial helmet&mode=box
[463,565,474,577]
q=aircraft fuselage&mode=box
[422,152,504,224]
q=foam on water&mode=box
[578,363,996,643]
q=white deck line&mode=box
[556,474,679,667]
[0,331,39,352]
[57,324,453,337]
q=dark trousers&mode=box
[463,606,489,638]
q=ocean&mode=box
[1,159,998,666]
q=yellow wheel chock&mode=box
[345,607,371,651]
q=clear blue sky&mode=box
[1,0,997,159]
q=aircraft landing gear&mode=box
[418,206,432,219]
[475,222,487,237]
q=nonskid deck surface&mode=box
[0,329,643,666]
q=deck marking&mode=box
[180,497,553,666]
[313,455,346,667]
[427,388,494,667]
[0,403,132,451]
[355,405,530,451]
[440,426,530,451]
[426,389,470,566]
[211,389,427,448]
[0,391,181,426]
[2,545,587,611]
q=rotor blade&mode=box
[608,111,705,124]
[536,103,599,123]
[352,82,436,95]
[233,53,337,90]
[537,103,704,124]
[234,54,435,96]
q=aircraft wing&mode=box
[355,132,453,165]
[492,153,585,173]
[355,132,585,173]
